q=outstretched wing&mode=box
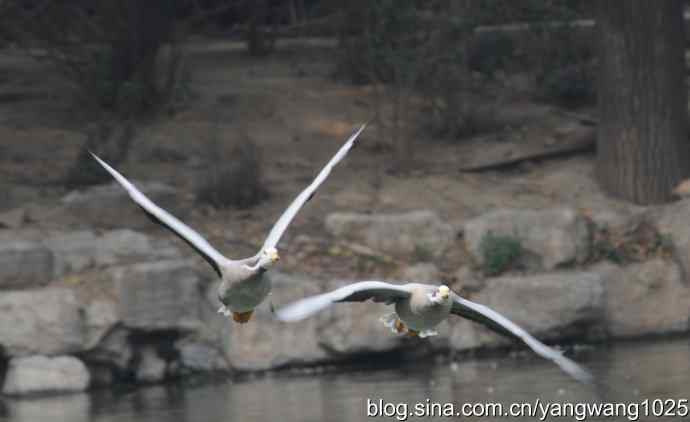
[450,292,593,383]
[258,124,366,254]
[275,280,411,322]
[91,153,230,277]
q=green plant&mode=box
[480,231,522,276]
[413,243,434,263]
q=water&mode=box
[1,338,689,422]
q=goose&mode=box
[275,281,593,383]
[91,124,366,324]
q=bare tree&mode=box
[595,0,688,204]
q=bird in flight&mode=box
[276,281,593,383]
[91,123,367,324]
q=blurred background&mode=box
[0,1,689,421]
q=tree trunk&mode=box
[247,0,273,56]
[596,0,688,204]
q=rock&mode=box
[0,240,54,288]
[598,260,690,338]
[86,363,115,387]
[463,208,590,272]
[83,327,132,371]
[0,207,26,229]
[449,271,604,351]
[650,200,690,281]
[60,181,182,229]
[399,263,441,283]
[176,341,228,372]
[452,266,485,292]
[2,355,90,396]
[316,278,407,355]
[114,260,208,332]
[84,299,120,349]
[44,229,179,277]
[0,287,85,356]
[42,231,96,276]
[325,210,455,258]
[219,272,328,371]
[135,345,167,383]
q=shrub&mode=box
[542,62,596,107]
[479,231,522,276]
[2,1,191,117]
[197,135,268,210]
[64,121,135,188]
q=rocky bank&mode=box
[2,182,690,396]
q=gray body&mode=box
[395,286,452,332]
[220,268,272,312]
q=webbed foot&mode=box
[232,310,254,324]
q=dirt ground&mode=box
[0,39,645,282]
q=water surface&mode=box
[2,338,689,421]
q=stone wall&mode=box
[2,202,690,396]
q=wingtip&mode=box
[557,356,594,384]
[350,122,368,147]
[274,305,309,323]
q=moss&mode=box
[480,231,522,276]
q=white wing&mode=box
[450,292,593,383]
[91,152,230,277]
[276,280,411,322]
[258,124,366,254]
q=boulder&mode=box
[463,208,590,271]
[449,271,604,351]
[649,200,690,281]
[83,327,132,371]
[598,260,690,338]
[219,272,328,371]
[0,287,85,356]
[315,279,407,355]
[399,263,441,283]
[114,260,208,332]
[325,210,455,258]
[43,229,179,277]
[176,341,228,372]
[0,240,53,288]
[0,207,26,229]
[452,266,485,292]
[2,355,90,396]
[135,345,167,383]
[60,181,182,229]
[83,299,120,349]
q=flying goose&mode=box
[91,124,367,324]
[275,281,593,383]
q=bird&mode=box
[90,123,367,324]
[275,281,593,383]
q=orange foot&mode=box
[232,310,254,324]
[394,319,407,333]
[407,330,419,338]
